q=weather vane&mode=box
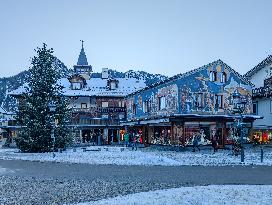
[80,40,84,48]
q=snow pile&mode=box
[76,185,272,205]
[0,147,180,166]
[1,146,272,166]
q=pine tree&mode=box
[15,44,72,152]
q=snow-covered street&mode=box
[77,185,272,205]
[0,145,271,166]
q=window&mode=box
[209,71,217,82]
[220,72,227,83]
[197,93,203,108]
[102,101,108,108]
[72,82,81,90]
[270,100,272,114]
[253,102,258,115]
[193,94,197,108]
[110,82,116,90]
[81,103,87,109]
[90,97,96,107]
[158,96,166,110]
[143,100,150,113]
[193,93,203,108]
[132,103,136,115]
[119,114,125,120]
[122,100,126,107]
[215,95,223,109]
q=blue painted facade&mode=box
[126,60,253,121]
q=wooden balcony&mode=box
[72,107,126,113]
[71,118,121,126]
[252,86,272,99]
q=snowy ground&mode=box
[0,145,271,166]
[76,185,272,205]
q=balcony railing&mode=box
[71,118,121,126]
[72,107,126,113]
[252,86,272,98]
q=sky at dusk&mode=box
[0,0,272,78]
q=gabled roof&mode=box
[127,59,252,97]
[244,55,272,78]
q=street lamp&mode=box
[232,89,247,162]
[48,101,56,158]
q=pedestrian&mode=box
[124,132,129,147]
[132,134,138,151]
[192,134,200,152]
[211,137,218,153]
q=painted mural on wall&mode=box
[126,60,253,121]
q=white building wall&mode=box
[249,64,272,88]
[253,98,272,128]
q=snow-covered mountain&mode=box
[0,60,167,111]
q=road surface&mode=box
[1,159,272,204]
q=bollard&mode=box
[73,148,76,152]
[261,147,264,163]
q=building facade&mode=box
[0,106,16,142]
[10,42,146,144]
[124,60,258,147]
[245,55,272,144]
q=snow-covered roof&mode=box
[61,77,146,97]
[9,77,146,98]
[244,55,272,78]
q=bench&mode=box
[82,147,101,152]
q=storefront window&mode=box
[150,127,171,145]
[251,130,272,144]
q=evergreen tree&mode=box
[15,44,72,152]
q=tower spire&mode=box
[73,40,93,80]
[77,40,88,65]
[81,40,84,49]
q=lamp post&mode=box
[48,101,56,158]
[232,89,247,163]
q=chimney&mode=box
[102,68,109,79]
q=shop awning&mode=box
[172,114,263,121]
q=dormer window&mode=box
[110,81,116,90]
[107,79,119,90]
[220,72,227,83]
[72,82,81,90]
[69,74,87,90]
[209,71,217,82]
